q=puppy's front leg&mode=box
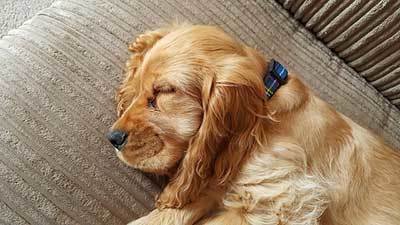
[127,193,218,225]
[127,208,196,225]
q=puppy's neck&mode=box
[265,75,310,115]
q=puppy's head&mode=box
[108,24,270,207]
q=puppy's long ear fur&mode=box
[158,49,270,208]
[117,25,181,116]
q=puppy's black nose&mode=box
[107,130,128,150]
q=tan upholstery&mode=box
[279,0,400,108]
[0,1,399,224]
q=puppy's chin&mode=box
[116,145,184,175]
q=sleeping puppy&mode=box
[107,24,400,225]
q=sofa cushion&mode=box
[0,0,399,224]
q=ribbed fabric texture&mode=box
[0,0,399,224]
[278,0,400,108]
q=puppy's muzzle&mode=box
[107,130,128,151]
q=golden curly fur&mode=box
[109,24,400,225]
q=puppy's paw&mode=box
[127,209,164,225]
[127,215,150,225]
[127,209,182,225]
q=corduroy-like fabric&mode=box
[278,0,400,108]
[0,1,399,224]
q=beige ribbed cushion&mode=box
[0,0,399,225]
[278,0,400,108]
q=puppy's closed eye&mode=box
[147,97,158,109]
[148,85,177,111]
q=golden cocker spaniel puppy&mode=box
[107,24,400,225]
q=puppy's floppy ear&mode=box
[116,24,184,116]
[157,53,269,208]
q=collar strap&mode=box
[264,59,288,98]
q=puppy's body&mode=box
[109,24,400,225]
[195,78,400,225]
[206,86,400,225]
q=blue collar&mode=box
[264,59,288,98]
